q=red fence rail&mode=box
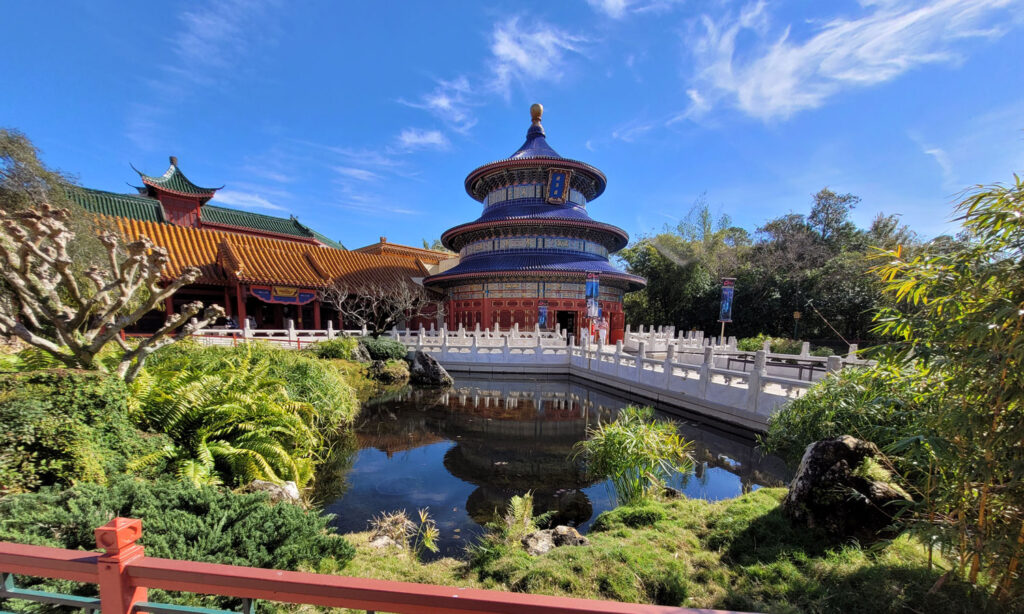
[0,518,754,614]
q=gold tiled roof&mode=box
[113,217,428,288]
[352,239,451,264]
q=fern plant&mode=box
[131,345,319,488]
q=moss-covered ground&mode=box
[338,488,1008,614]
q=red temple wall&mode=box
[444,297,625,343]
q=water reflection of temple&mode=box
[353,375,788,529]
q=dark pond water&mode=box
[321,374,790,558]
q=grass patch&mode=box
[340,488,1007,613]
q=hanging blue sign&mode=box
[538,300,548,329]
[718,278,735,323]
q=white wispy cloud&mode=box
[684,0,1020,121]
[489,17,587,92]
[397,128,450,151]
[333,166,381,182]
[586,0,683,19]
[172,0,278,77]
[923,145,956,187]
[126,0,279,147]
[398,76,478,134]
[213,189,289,212]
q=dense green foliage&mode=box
[762,177,1024,603]
[0,370,168,494]
[358,335,408,361]
[868,176,1024,600]
[618,190,916,343]
[574,406,693,505]
[132,343,346,487]
[0,476,354,611]
[760,366,929,466]
[307,337,360,360]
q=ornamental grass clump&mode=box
[574,406,693,506]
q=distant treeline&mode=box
[617,189,936,345]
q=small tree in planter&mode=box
[0,204,223,381]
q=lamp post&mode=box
[793,310,802,340]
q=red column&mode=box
[95,518,147,614]
[482,297,491,330]
[165,296,174,316]
[235,284,247,325]
[313,300,322,329]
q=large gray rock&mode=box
[521,525,589,555]
[783,435,911,541]
[244,480,301,503]
[351,342,371,363]
[408,350,453,387]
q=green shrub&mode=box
[736,333,802,354]
[308,337,359,360]
[0,370,169,494]
[358,336,407,361]
[760,366,929,467]
[148,341,357,428]
[0,476,354,610]
[591,504,667,530]
[573,406,693,506]
[368,359,410,384]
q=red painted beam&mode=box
[0,542,101,583]
[128,556,737,614]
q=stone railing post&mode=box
[625,323,631,335]
[615,341,623,372]
[242,318,253,341]
[96,518,147,614]
[286,319,296,342]
[746,350,767,412]
[827,355,842,374]
[664,344,676,387]
[762,339,771,354]
[699,346,714,399]
[801,341,810,357]
[636,340,647,378]
[502,334,510,359]
[361,324,368,336]
[416,332,423,350]
[847,343,859,359]
[326,320,335,339]
[391,327,399,341]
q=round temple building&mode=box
[424,104,645,344]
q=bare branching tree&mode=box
[0,204,224,381]
[320,279,444,334]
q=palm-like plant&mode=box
[131,346,318,488]
[573,406,693,506]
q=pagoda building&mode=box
[424,104,645,343]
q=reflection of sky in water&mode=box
[325,376,788,559]
[326,442,487,557]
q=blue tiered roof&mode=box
[425,105,644,291]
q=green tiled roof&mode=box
[200,204,314,239]
[67,187,165,222]
[309,229,344,250]
[136,163,220,195]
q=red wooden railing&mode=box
[0,518,754,614]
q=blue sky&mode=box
[3,0,1022,248]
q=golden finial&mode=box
[530,103,543,125]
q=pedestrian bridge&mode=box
[193,322,868,432]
